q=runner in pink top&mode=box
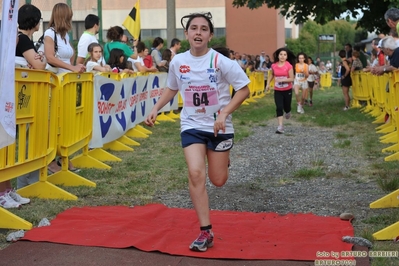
[266,47,295,134]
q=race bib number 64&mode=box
[183,83,220,115]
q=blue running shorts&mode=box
[181,129,234,151]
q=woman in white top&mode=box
[306,57,318,106]
[129,41,157,73]
[145,12,249,252]
[43,3,85,74]
[85,43,111,73]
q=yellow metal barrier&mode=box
[0,69,77,229]
[351,71,372,110]
[367,71,399,240]
[47,72,97,187]
[319,72,332,90]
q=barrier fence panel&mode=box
[47,72,97,187]
[0,69,77,229]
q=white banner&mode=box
[90,73,174,148]
[0,0,19,149]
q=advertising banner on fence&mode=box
[90,73,172,148]
[0,0,19,149]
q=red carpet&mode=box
[22,204,354,260]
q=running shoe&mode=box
[343,106,350,111]
[276,125,284,134]
[8,189,30,205]
[297,104,301,113]
[285,112,291,119]
[309,100,313,107]
[189,230,214,252]
[0,193,21,209]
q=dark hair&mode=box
[170,38,181,48]
[339,49,346,58]
[345,43,352,49]
[272,47,296,68]
[107,48,127,69]
[212,45,230,58]
[296,52,308,62]
[372,38,381,46]
[18,4,41,30]
[106,26,124,41]
[352,50,360,58]
[152,37,164,48]
[161,49,172,62]
[85,14,99,29]
[136,41,146,53]
[308,56,314,64]
[180,12,214,34]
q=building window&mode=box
[285,28,292,39]
[214,28,225,38]
[141,29,167,41]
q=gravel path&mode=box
[156,118,389,231]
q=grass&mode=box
[2,87,399,265]
[293,167,325,179]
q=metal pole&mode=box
[97,0,103,43]
[166,0,176,47]
[67,0,72,40]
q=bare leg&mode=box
[342,86,350,107]
[183,144,210,227]
[207,150,230,187]
[0,181,12,193]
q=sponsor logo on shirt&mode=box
[180,75,190,81]
[179,65,190,73]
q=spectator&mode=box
[158,49,172,72]
[351,50,363,71]
[103,26,137,63]
[371,37,386,66]
[384,8,399,36]
[325,60,332,72]
[6,3,47,205]
[151,37,167,69]
[258,61,269,90]
[234,51,245,70]
[43,3,85,74]
[76,14,100,65]
[169,38,181,59]
[339,49,352,111]
[372,36,399,75]
[129,41,157,73]
[260,51,266,65]
[143,47,153,68]
[354,43,368,68]
[264,54,272,68]
[345,43,353,64]
[85,42,112,73]
[107,48,134,73]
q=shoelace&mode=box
[197,231,211,242]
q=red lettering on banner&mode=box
[97,101,115,114]
[139,92,148,101]
[115,99,127,113]
[129,95,138,107]
[150,89,160,98]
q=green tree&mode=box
[232,0,399,33]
